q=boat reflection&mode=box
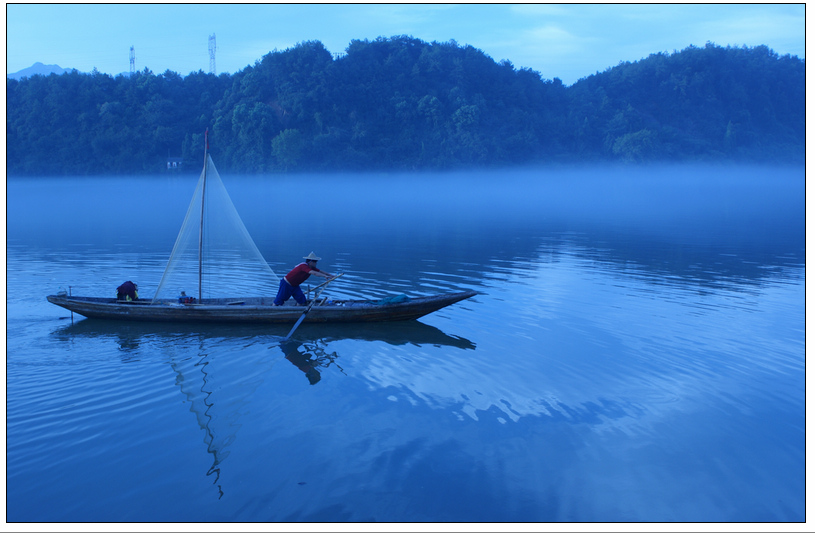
[283,320,476,350]
[272,321,476,384]
[52,317,476,386]
[52,318,476,389]
[49,318,475,496]
[51,318,476,354]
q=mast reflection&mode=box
[167,346,227,499]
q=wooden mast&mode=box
[198,129,208,301]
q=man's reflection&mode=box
[281,340,322,385]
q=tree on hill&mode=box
[566,43,805,162]
[5,38,805,175]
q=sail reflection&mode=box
[50,321,267,499]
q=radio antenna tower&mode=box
[129,46,135,75]
[208,34,216,74]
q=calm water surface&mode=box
[6,165,805,522]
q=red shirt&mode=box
[285,263,321,286]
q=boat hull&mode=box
[46,291,477,324]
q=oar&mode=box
[284,273,344,340]
[308,274,342,298]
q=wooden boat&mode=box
[46,291,477,324]
[46,129,476,325]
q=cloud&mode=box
[482,23,596,79]
[698,13,805,54]
[349,4,456,37]
[524,24,588,55]
[509,4,571,17]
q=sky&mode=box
[5,3,806,85]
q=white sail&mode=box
[153,154,279,302]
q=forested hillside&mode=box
[6,37,804,175]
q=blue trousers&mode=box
[274,279,306,305]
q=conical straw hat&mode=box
[303,252,321,261]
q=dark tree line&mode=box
[6,37,804,175]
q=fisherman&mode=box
[116,281,139,301]
[273,252,334,306]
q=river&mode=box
[6,163,805,522]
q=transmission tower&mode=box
[208,34,216,74]
[129,46,135,75]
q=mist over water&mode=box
[9,163,803,282]
[6,163,805,521]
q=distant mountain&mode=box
[7,62,79,80]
